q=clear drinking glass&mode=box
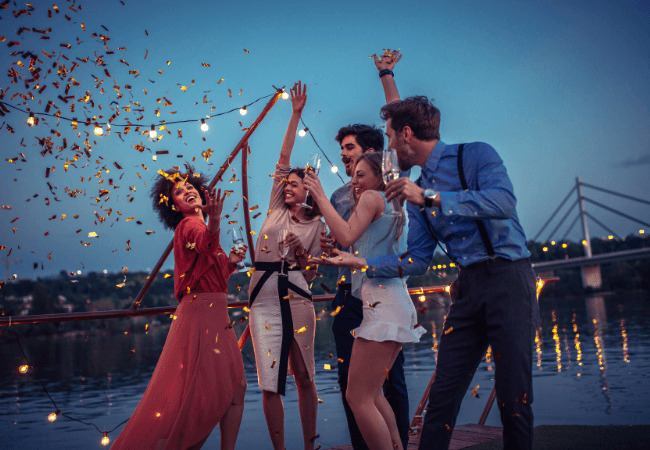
[277,229,289,274]
[231,227,250,272]
[299,153,321,209]
[382,148,401,216]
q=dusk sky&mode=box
[1,0,649,282]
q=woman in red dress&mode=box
[112,168,247,450]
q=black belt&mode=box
[460,257,530,273]
[249,260,312,396]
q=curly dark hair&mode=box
[288,167,322,219]
[334,124,384,152]
[150,164,209,230]
[380,96,441,141]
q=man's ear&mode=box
[402,126,413,142]
[365,148,375,153]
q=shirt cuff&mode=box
[439,191,459,216]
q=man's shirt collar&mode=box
[421,140,446,177]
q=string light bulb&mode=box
[200,118,209,132]
[281,91,289,100]
[48,410,60,422]
[94,123,103,136]
[240,106,247,115]
[298,128,307,137]
[27,112,36,126]
[149,125,157,139]
[19,365,29,374]
[101,432,110,446]
[418,295,426,302]
[331,166,338,173]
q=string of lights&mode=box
[6,325,129,446]
[1,91,277,133]
[299,117,345,184]
[1,89,347,179]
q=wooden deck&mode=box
[323,423,503,449]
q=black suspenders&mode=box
[418,143,495,263]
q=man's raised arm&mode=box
[373,50,402,104]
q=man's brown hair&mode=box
[380,96,441,141]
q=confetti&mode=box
[330,306,343,316]
[367,301,381,308]
[295,325,308,333]
[443,326,454,336]
[265,321,272,330]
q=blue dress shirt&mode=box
[330,182,354,282]
[366,140,531,276]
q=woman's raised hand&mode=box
[302,171,325,202]
[290,80,307,114]
[200,187,226,223]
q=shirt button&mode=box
[449,210,453,214]
[474,212,478,216]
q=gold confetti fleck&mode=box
[295,325,308,333]
[265,321,272,330]
[330,306,343,316]
[444,326,454,336]
[471,385,480,398]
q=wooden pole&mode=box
[129,90,283,311]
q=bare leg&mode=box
[219,377,247,450]
[289,338,318,450]
[374,345,404,450]
[263,389,285,450]
[346,338,403,450]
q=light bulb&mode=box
[281,91,289,100]
[298,129,306,137]
[200,119,209,132]
[240,107,247,115]
[48,411,59,422]
[27,113,36,126]
[101,432,110,446]
[418,295,426,302]
[331,166,338,173]
[19,365,28,374]
[94,123,103,136]
[149,125,157,139]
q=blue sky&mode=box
[1,0,649,280]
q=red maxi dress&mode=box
[112,216,245,450]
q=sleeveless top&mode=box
[351,193,407,298]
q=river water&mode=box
[2,291,649,449]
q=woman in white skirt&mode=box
[304,151,425,450]
[247,81,326,450]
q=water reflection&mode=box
[1,291,650,449]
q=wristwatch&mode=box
[423,189,438,208]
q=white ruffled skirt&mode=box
[353,277,426,343]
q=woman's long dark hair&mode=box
[288,167,322,219]
[353,152,404,252]
[150,164,209,230]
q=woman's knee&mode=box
[232,378,247,405]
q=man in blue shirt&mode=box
[326,124,410,450]
[337,56,538,449]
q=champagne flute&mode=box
[300,153,321,209]
[231,228,250,272]
[382,148,401,216]
[278,229,289,274]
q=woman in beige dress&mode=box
[247,81,325,450]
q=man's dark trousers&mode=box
[332,284,410,450]
[418,258,538,450]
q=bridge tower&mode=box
[577,177,602,289]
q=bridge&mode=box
[531,177,650,288]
